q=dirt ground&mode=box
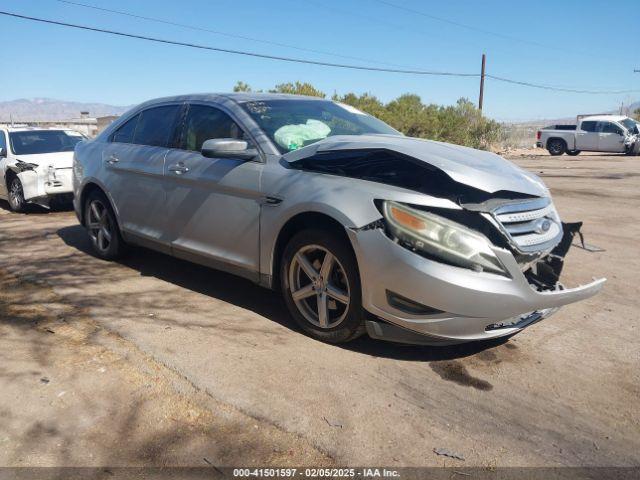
[0,151,638,471]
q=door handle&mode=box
[168,163,189,175]
[106,155,119,165]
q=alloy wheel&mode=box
[9,178,24,210]
[87,200,113,253]
[288,245,351,329]
[549,141,562,154]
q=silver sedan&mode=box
[73,93,605,345]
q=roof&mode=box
[219,92,327,103]
[138,92,328,108]
[581,115,629,122]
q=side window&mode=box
[580,121,597,132]
[598,122,623,135]
[179,104,248,152]
[0,131,7,154]
[133,105,181,147]
[112,114,139,144]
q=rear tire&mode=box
[547,139,567,156]
[281,228,365,344]
[566,150,580,156]
[7,176,26,213]
[84,190,126,260]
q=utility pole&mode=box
[478,53,486,112]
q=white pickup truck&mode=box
[536,115,639,156]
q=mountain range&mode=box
[0,97,637,124]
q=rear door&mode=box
[575,120,599,150]
[596,121,626,153]
[101,103,182,250]
[0,130,7,198]
[162,103,263,280]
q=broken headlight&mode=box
[15,160,39,172]
[382,201,508,276]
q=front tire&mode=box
[566,150,581,156]
[7,176,26,213]
[281,229,365,343]
[547,139,567,156]
[84,190,126,260]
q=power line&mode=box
[0,10,478,76]
[53,0,419,69]
[486,75,640,95]
[1,10,638,95]
[369,0,608,61]
[372,0,551,49]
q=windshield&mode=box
[620,118,638,134]
[9,130,85,155]
[240,99,400,153]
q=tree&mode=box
[332,92,387,120]
[233,81,252,92]
[270,82,325,98]
[633,108,640,121]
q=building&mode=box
[0,112,119,137]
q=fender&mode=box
[77,177,124,232]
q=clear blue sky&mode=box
[0,0,638,120]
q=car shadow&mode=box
[57,224,509,362]
[0,199,50,214]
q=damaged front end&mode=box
[7,158,74,207]
[286,144,605,343]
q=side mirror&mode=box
[201,138,258,160]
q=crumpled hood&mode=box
[15,151,74,170]
[284,134,548,197]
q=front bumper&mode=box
[19,167,73,202]
[348,228,605,344]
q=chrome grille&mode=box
[491,198,562,253]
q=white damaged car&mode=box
[0,127,85,212]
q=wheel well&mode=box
[78,183,105,225]
[5,169,16,189]
[271,212,354,290]
[548,137,567,147]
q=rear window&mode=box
[9,130,85,155]
[133,105,181,147]
[112,114,139,144]
[111,105,181,147]
[580,121,597,132]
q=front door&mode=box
[162,103,263,280]
[597,121,626,153]
[101,104,182,250]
